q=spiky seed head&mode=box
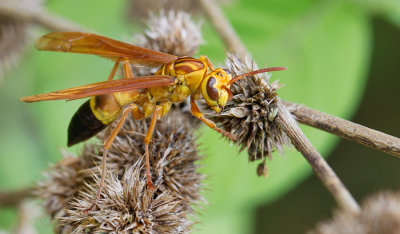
[94,110,205,204]
[211,53,290,166]
[59,163,193,233]
[35,151,83,218]
[135,11,203,58]
[38,110,204,233]
[0,0,42,82]
[310,191,400,234]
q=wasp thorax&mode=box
[201,68,232,113]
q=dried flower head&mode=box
[211,53,290,167]
[36,152,83,218]
[59,163,193,233]
[135,11,203,58]
[310,191,400,234]
[0,0,42,81]
[37,110,204,233]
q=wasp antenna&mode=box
[227,67,287,86]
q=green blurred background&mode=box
[0,0,399,233]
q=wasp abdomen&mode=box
[67,100,107,146]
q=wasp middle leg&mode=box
[106,57,133,81]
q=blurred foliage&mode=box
[0,0,398,233]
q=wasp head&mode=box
[201,67,288,113]
[200,68,233,113]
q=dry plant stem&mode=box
[198,0,249,58]
[284,100,400,158]
[0,3,85,32]
[276,101,360,213]
[0,187,34,207]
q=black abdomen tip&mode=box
[67,100,107,146]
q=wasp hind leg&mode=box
[144,105,162,190]
[84,103,141,212]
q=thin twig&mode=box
[276,101,360,213]
[0,187,35,207]
[199,0,361,212]
[198,0,250,58]
[0,2,86,32]
[284,100,400,158]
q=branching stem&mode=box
[0,187,34,207]
[276,101,360,213]
[198,0,363,212]
[284,100,400,158]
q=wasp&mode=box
[21,32,286,208]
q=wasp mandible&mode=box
[21,32,286,207]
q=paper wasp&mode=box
[20,32,286,208]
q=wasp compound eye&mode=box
[206,77,219,101]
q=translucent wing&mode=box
[35,32,178,67]
[20,75,175,102]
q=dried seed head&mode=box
[38,110,204,233]
[0,0,42,81]
[94,109,205,204]
[36,151,83,218]
[212,53,290,164]
[310,191,400,234]
[59,163,192,233]
[135,11,203,58]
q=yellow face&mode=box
[201,68,232,113]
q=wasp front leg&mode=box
[190,96,237,141]
[200,55,215,71]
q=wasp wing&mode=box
[35,32,178,67]
[20,75,175,102]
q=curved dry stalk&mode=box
[198,0,361,212]
[0,2,86,32]
[198,0,249,58]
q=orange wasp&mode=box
[21,32,286,206]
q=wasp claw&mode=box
[147,180,155,191]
